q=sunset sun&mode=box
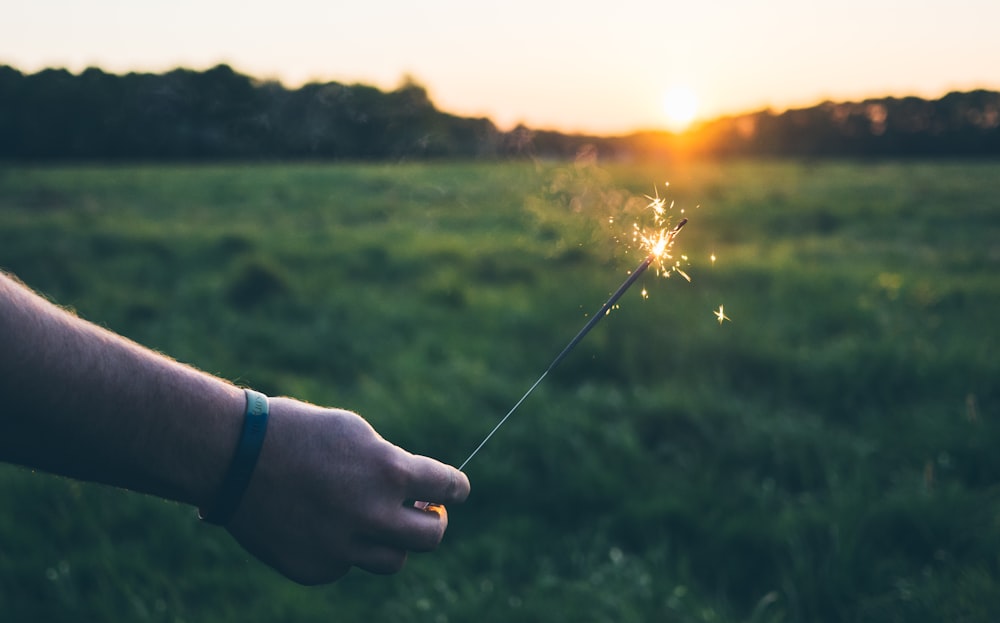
[662,86,699,132]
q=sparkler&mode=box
[457,216,688,471]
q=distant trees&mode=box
[1,63,998,161]
[0,64,501,161]
[631,91,1000,160]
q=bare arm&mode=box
[0,272,470,584]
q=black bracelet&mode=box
[199,389,270,526]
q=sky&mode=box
[3,0,999,135]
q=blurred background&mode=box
[1,2,999,622]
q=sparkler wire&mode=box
[457,218,687,471]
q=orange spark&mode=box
[714,305,731,325]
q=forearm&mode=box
[0,272,471,584]
[0,272,243,507]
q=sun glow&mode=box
[662,86,699,133]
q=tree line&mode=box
[1,64,998,161]
[622,90,1000,160]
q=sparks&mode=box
[458,216,689,471]
[632,186,688,277]
[714,305,731,325]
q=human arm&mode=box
[0,272,470,584]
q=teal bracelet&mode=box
[199,389,269,526]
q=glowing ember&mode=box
[714,304,731,325]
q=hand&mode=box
[223,397,470,585]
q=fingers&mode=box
[355,452,464,556]
[352,543,409,575]
[362,500,447,554]
[352,505,447,573]
[404,454,470,505]
[410,503,450,552]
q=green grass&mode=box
[0,159,998,622]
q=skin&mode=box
[0,272,470,585]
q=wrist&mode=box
[199,389,270,525]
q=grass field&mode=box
[1,159,998,622]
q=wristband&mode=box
[199,388,269,526]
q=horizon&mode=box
[4,60,995,138]
[5,0,1000,134]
